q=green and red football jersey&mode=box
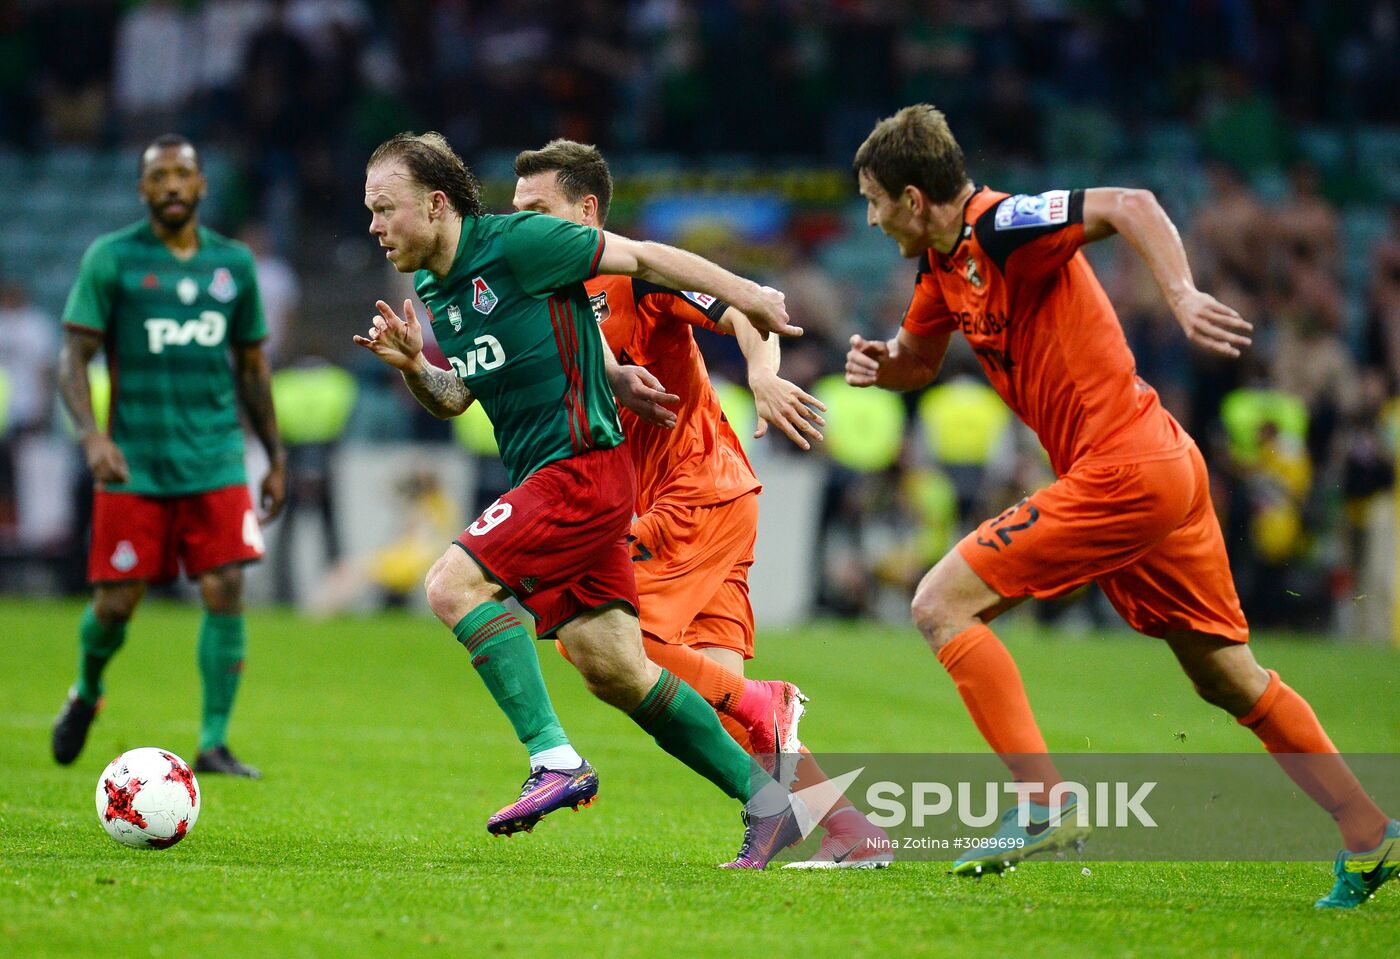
[63,221,266,495]
[415,211,623,486]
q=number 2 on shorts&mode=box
[977,498,1040,552]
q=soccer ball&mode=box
[95,747,201,849]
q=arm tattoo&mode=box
[402,364,472,418]
[58,329,104,437]
[234,344,285,464]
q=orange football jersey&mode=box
[585,276,760,513]
[902,187,1188,476]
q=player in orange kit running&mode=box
[845,104,1397,905]
[513,139,890,867]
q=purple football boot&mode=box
[719,803,805,869]
[486,762,598,836]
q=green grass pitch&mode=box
[3,598,1397,957]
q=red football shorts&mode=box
[455,444,640,639]
[957,443,1249,642]
[88,484,264,584]
[629,491,758,658]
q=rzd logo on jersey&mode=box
[471,276,498,315]
[144,311,227,353]
[448,334,507,378]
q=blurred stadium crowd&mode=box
[1,0,1397,639]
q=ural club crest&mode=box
[589,290,610,323]
[964,256,984,289]
[208,267,238,303]
[471,276,498,315]
[447,304,463,331]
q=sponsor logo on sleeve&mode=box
[994,190,1071,231]
[681,291,716,310]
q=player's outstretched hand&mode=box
[610,363,679,429]
[82,433,130,486]
[259,460,287,523]
[750,371,826,450]
[1174,289,1253,358]
[353,299,426,371]
[743,285,803,340]
[845,334,889,387]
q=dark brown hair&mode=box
[513,139,613,225]
[368,131,483,218]
[853,104,967,205]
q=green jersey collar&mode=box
[443,216,478,281]
[143,221,208,261]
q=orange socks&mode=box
[1239,669,1389,851]
[717,713,753,752]
[936,624,1062,804]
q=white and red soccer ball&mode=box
[95,747,200,849]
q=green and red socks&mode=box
[628,668,790,815]
[453,602,580,768]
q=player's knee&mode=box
[423,557,485,626]
[201,567,243,614]
[910,593,955,653]
[1191,680,1231,713]
[1191,675,1255,717]
[94,589,139,624]
[424,571,465,626]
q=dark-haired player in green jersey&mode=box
[355,131,807,867]
[51,135,287,779]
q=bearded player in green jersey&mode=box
[51,135,287,779]
[355,132,807,867]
